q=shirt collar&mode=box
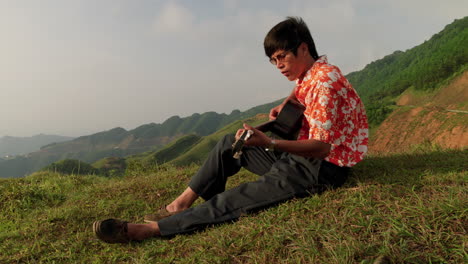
[296,55,328,85]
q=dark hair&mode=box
[264,17,319,60]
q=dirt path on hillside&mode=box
[446,109,468,114]
[369,106,467,154]
[370,72,468,154]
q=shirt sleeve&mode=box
[303,68,343,144]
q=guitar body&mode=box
[232,100,305,159]
[259,100,305,140]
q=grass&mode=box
[0,147,466,263]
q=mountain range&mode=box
[0,100,281,177]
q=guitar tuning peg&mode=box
[233,150,242,159]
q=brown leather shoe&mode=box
[93,218,133,243]
[373,255,391,264]
[144,205,183,222]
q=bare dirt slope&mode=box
[369,71,468,154]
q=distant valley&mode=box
[0,134,73,157]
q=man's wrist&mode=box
[265,138,277,152]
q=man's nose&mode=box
[276,61,284,69]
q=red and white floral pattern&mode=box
[295,56,368,167]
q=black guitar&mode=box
[232,100,305,159]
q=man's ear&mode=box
[298,42,309,57]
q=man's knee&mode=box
[217,134,236,150]
[221,134,235,143]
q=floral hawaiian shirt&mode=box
[294,56,368,167]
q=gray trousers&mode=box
[158,134,349,236]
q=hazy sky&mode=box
[1,0,466,137]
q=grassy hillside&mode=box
[140,134,202,166]
[0,146,466,263]
[348,16,467,98]
[41,159,99,175]
[347,16,468,126]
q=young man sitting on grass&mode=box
[93,16,369,243]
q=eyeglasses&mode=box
[269,48,295,66]
[269,50,291,65]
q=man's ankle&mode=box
[166,187,199,212]
[127,223,160,240]
[166,203,186,212]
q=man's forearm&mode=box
[270,138,331,159]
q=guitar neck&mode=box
[254,120,275,132]
[232,100,305,159]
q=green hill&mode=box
[92,157,127,177]
[142,134,202,165]
[347,16,468,126]
[109,114,269,175]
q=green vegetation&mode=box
[0,146,466,263]
[41,159,98,175]
[349,17,467,97]
[93,157,127,177]
[363,97,396,127]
